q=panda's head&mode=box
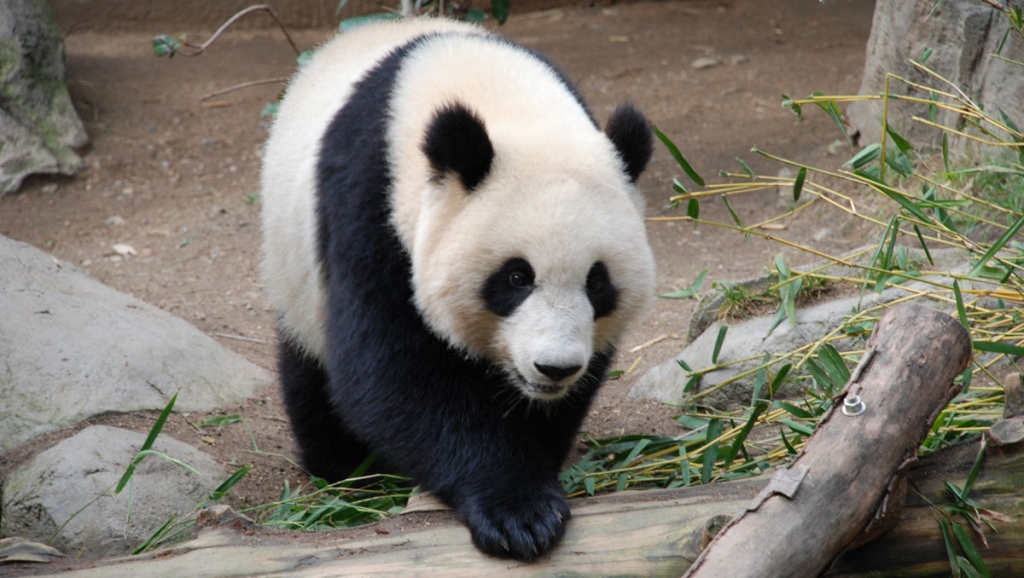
[404,102,655,402]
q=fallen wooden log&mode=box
[684,302,973,577]
[19,303,1017,578]
[21,439,1024,577]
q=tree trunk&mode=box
[683,303,972,577]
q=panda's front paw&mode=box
[461,481,571,561]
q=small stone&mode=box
[691,57,722,70]
[105,215,126,226]
[729,54,749,65]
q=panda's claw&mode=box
[462,481,570,561]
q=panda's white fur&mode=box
[261,18,479,362]
[262,18,654,400]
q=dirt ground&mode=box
[0,0,877,559]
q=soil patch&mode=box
[0,0,877,564]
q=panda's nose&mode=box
[534,363,583,382]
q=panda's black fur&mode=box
[265,21,653,561]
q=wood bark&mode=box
[682,302,973,577]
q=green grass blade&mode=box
[116,392,178,495]
[967,213,1024,277]
[653,125,705,186]
[712,325,728,365]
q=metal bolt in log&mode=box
[683,302,973,578]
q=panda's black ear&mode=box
[423,103,494,192]
[605,103,653,183]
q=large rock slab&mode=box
[0,0,88,195]
[0,235,272,452]
[1,425,227,558]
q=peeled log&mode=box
[683,302,972,577]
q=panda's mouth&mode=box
[515,372,568,400]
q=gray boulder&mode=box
[0,0,88,195]
[631,248,969,407]
[848,0,1024,147]
[0,235,272,452]
[1,425,227,558]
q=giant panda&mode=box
[260,17,656,561]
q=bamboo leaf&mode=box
[972,340,1024,356]
[819,343,851,386]
[687,198,700,220]
[209,465,252,501]
[846,143,881,169]
[792,167,807,203]
[769,363,792,397]
[721,402,768,470]
[940,519,961,578]
[781,419,815,437]
[701,419,723,484]
[735,157,755,178]
[886,124,915,153]
[653,125,705,186]
[811,91,851,144]
[780,427,798,455]
[751,353,770,404]
[967,213,1024,277]
[782,93,803,122]
[131,515,176,555]
[942,133,951,173]
[722,195,745,229]
[490,0,510,24]
[913,224,934,264]
[952,522,992,578]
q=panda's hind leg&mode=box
[276,334,372,483]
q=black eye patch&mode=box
[482,258,535,317]
[586,261,618,319]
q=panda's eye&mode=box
[586,261,619,320]
[509,270,531,288]
[484,258,535,317]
